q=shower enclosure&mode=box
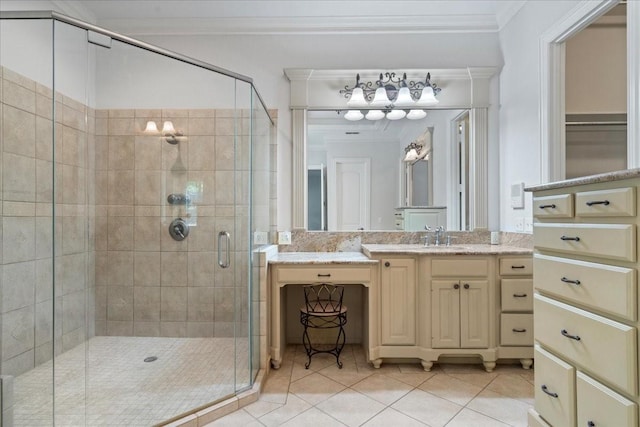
[0,11,273,426]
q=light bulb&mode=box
[369,87,391,108]
[365,110,385,120]
[403,149,418,162]
[346,88,368,108]
[162,121,176,135]
[406,110,427,120]
[415,86,439,107]
[386,109,406,120]
[144,121,159,133]
[394,87,414,108]
[344,110,364,121]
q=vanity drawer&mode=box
[534,223,635,262]
[575,187,636,217]
[577,371,637,427]
[499,257,533,276]
[534,345,576,427]
[394,209,405,219]
[395,219,404,230]
[501,279,533,312]
[431,258,489,277]
[533,194,574,218]
[500,313,533,346]
[534,253,636,321]
[276,266,371,284]
[527,409,552,427]
[534,294,638,395]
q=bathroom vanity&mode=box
[393,206,447,231]
[268,243,533,372]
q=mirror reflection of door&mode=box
[307,165,327,230]
[455,112,470,231]
[328,157,371,231]
[564,3,627,178]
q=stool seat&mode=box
[299,283,348,369]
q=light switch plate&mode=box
[253,231,268,245]
[278,231,292,245]
[524,218,533,233]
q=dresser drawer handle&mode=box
[511,265,526,269]
[560,235,580,242]
[317,273,331,277]
[587,422,595,427]
[538,204,556,209]
[541,384,558,398]
[586,200,610,206]
[513,293,527,298]
[561,277,581,285]
[561,329,581,341]
[512,328,527,333]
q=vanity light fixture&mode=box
[403,142,430,163]
[339,72,441,121]
[144,120,184,145]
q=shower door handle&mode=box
[218,231,231,268]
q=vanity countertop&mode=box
[525,167,640,192]
[268,251,378,265]
[361,243,533,256]
[395,206,447,210]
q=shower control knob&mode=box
[169,218,189,241]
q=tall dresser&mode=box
[527,171,640,427]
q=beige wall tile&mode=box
[187,252,215,286]
[35,300,53,346]
[94,215,108,251]
[106,251,134,286]
[214,288,235,322]
[134,136,162,170]
[2,79,36,113]
[159,321,186,337]
[35,159,53,203]
[62,165,85,205]
[62,126,84,167]
[108,136,135,170]
[187,136,215,170]
[3,104,36,157]
[215,117,235,136]
[107,286,133,321]
[62,216,85,255]
[95,285,107,320]
[188,118,215,136]
[107,216,133,251]
[61,291,85,332]
[95,171,109,205]
[107,171,134,205]
[2,261,35,313]
[35,217,53,260]
[2,306,35,360]
[107,320,133,336]
[186,322,214,337]
[134,287,161,321]
[134,170,163,205]
[161,252,188,286]
[134,252,161,286]
[35,258,53,303]
[3,217,35,263]
[4,153,36,201]
[109,109,135,118]
[35,116,53,161]
[187,287,214,322]
[214,136,234,171]
[186,216,215,252]
[62,104,86,132]
[134,321,160,337]
[161,287,187,321]
[134,216,161,252]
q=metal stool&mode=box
[299,283,348,369]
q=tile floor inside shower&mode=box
[13,336,249,426]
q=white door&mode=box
[328,157,370,231]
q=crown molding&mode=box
[52,0,96,23]
[495,0,526,30]
[96,15,499,36]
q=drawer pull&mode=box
[513,293,528,298]
[560,235,580,242]
[317,273,331,278]
[561,276,581,285]
[463,283,470,289]
[384,262,391,267]
[561,329,581,341]
[586,200,610,206]
[511,265,526,269]
[538,204,556,209]
[454,284,460,289]
[587,422,595,427]
[541,384,559,398]
[512,328,527,333]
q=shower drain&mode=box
[144,356,158,362]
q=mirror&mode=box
[307,109,468,231]
[285,67,494,232]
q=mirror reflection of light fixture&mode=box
[344,110,365,121]
[144,120,184,145]
[339,72,441,121]
[403,141,430,163]
[365,110,385,121]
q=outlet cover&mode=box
[524,218,533,233]
[253,231,268,245]
[278,231,292,245]
[515,217,524,232]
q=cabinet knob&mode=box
[463,283,470,289]
[453,284,460,289]
[384,262,391,267]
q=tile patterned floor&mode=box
[14,336,249,426]
[208,345,534,427]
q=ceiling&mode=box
[55,0,527,35]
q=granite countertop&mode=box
[268,251,378,265]
[361,244,533,256]
[525,168,640,192]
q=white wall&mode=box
[498,1,581,232]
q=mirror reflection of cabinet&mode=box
[307,165,327,231]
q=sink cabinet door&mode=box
[380,258,416,345]
[460,280,489,348]
[431,280,461,348]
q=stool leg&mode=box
[334,315,346,369]
[302,322,313,369]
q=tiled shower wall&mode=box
[0,66,96,377]
[94,108,252,338]
[1,65,274,377]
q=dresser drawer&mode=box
[527,409,552,427]
[500,313,533,346]
[576,187,636,217]
[501,279,533,312]
[276,266,371,283]
[534,223,636,262]
[533,194,574,218]
[534,294,638,395]
[499,257,532,275]
[534,345,576,427]
[395,219,404,230]
[394,209,405,219]
[431,258,489,277]
[534,253,637,321]
[577,372,638,427]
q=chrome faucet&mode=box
[433,225,445,246]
